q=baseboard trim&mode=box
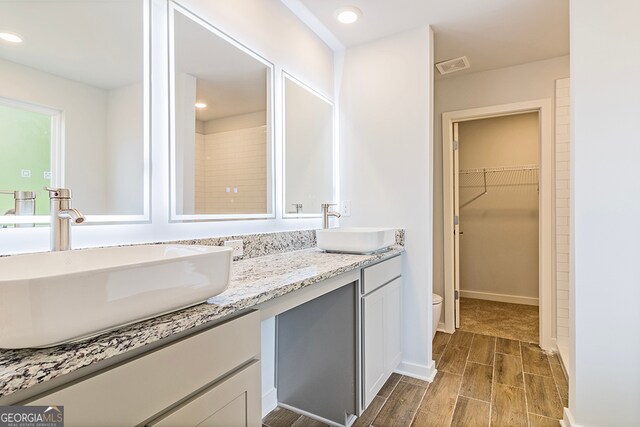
[560,407,580,427]
[262,387,278,418]
[539,336,557,353]
[459,290,539,306]
[395,360,436,382]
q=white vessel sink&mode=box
[0,244,233,349]
[316,227,396,254]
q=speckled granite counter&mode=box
[0,245,404,400]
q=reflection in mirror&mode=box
[283,74,334,216]
[171,5,273,219]
[0,0,148,224]
[0,100,54,220]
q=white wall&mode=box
[339,27,434,377]
[569,0,640,424]
[106,83,144,215]
[0,58,109,214]
[458,113,539,302]
[433,56,569,316]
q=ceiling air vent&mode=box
[435,56,470,75]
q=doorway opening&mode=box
[442,100,554,350]
[456,112,539,342]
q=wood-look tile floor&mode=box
[459,298,539,343]
[263,331,568,427]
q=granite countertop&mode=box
[0,245,404,399]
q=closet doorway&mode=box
[442,100,555,350]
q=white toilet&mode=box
[432,293,443,339]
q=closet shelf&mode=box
[459,164,539,208]
[459,164,539,187]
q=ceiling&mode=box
[296,0,569,78]
[0,1,142,90]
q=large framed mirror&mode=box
[282,73,334,217]
[169,3,274,221]
[0,0,150,226]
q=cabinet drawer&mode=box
[362,255,402,294]
[148,361,261,427]
[29,310,260,427]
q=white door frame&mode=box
[442,99,556,351]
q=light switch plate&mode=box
[340,200,351,217]
[224,239,244,257]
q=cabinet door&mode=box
[362,287,386,408]
[148,361,261,427]
[384,277,402,375]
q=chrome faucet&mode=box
[321,203,341,229]
[292,203,303,214]
[0,190,36,228]
[45,187,85,251]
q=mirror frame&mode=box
[168,2,276,222]
[281,71,335,219]
[0,0,152,226]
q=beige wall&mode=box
[433,56,570,310]
[458,113,539,301]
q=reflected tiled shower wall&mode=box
[555,78,570,360]
[195,126,267,214]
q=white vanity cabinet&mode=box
[26,311,261,427]
[361,255,403,410]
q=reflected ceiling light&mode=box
[335,6,361,24]
[0,32,23,43]
[195,102,207,109]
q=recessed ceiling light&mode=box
[0,32,23,43]
[195,102,207,109]
[336,6,361,24]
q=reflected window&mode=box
[0,100,58,217]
